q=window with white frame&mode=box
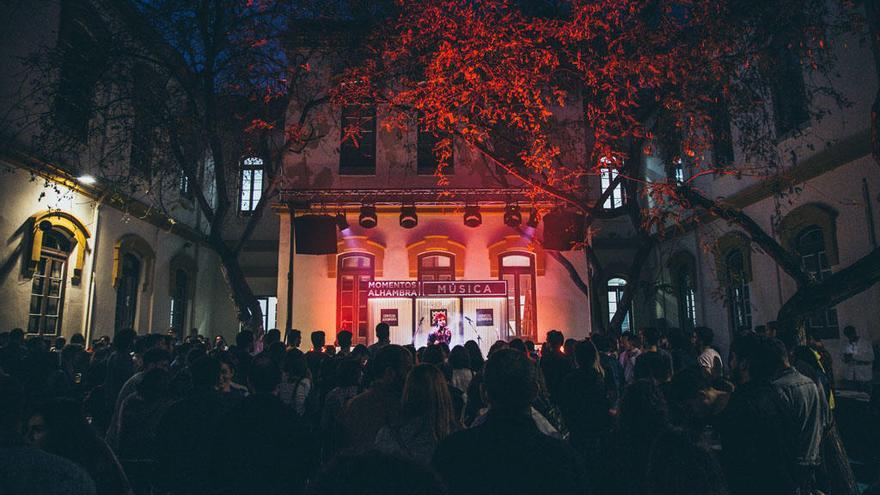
[599,157,625,209]
[607,277,633,333]
[796,227,838,338]
[725,249,752,333]
[240,157,264,213]
[257,296,278,332]
[675,267,697,330]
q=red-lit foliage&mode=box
[334,0,844,214]
[332,0,880,332]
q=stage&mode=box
[365,280,509,356]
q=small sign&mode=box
[367,280,420,298]
[365,280,508,298]
[475,308,494,327]
[421,281,508,297]
[380,308,399,327]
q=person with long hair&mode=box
[557,339,610,472]
[374,364,460,465]
[463,340,484,373]
[26,398,133,495]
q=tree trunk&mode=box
[777,248,880,325]
[608,237,656,334]
[212,241,264,334]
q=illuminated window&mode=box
[257,296,278,332]
[499,253,537,341]
[599,158,625,209]
[607,277,633,333]
[340,105,377,175]
[337,253,375,345]
[240,157,264,213]
[672,157,687,184]
[725,249,752,333]
[675,267,697,330]
[418,253,455,281]
[28,230,71,336]
[797,227,838,338]
[179,174,192,199]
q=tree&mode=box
[335,0,875,333]
[3,0,339,332]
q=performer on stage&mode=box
[428,312,452,346]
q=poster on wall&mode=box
[475,308,494,327]
[380,308,399,327]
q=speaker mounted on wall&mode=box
[294,215,338,254]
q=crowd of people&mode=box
[0,320,873,495]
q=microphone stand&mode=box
[465,317,481,347]
[414,317,425,346]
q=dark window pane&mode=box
[30,296,42,314]
[340,105,377,175]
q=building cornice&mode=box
[666,130,872,238]
[1,148,208,245]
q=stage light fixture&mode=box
[463,204,482,228]
[359,205,378,228]
[335,211,349,231]
[400,205,418,229]
[503,203,522,227]
[527,208,539,228]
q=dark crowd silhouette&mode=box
[0,321,871,495]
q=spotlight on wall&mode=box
[400,205,418,229]
[335,211,349,231]
[503,203,522,227]
[463,204,482,228]
[359,205,378,229]
[77,175,97,185]
[526,208,539,228]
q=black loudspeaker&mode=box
[295,215,338,254]
[542,209,585,251]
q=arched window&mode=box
[725,249,752,334]
[418,253,455,281]
[796,227,839,338]
[114,253,141,331]
[28,229,72,335]
[675,267,697,330]
[607,277,633,334]
[337,253,375,345]
[169,268,189,331]
[599,157,626,209]
[499,253,537,341]
[240,156,264,213]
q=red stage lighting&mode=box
[359,205,378,228]
[503,203,522,227]
[400,205,418,228]
[464,205,482,228]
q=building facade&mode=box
[0,1,877,379]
